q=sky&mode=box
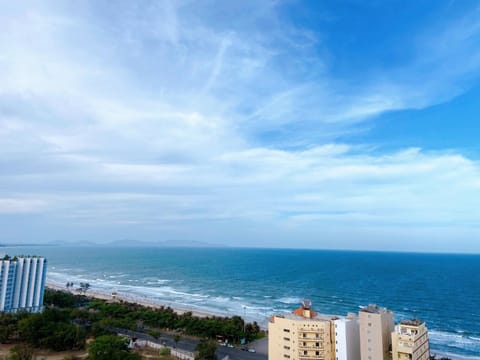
[1,0,480,252]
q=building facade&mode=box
[0,256,47,313]
[391,319,429,360]
[359,304,394,360]
[269,300,335,360]
[334,315,361,360]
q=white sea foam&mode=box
[430,351,480,360]
[277,296,301,304]
[47,271,480,358]
[429,330,480,358]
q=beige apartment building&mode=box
[268,300,335,360]
[391,319,430,360]
[359,304,394,360]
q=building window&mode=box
[284,329,290,333]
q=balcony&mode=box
[298,344,325,350]
[299,336,325,341]
[298,354,326,359]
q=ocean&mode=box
[2,246,479,359]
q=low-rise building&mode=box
[0,255,47,313]
[391,319,429,360]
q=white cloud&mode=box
[0,198,48,214]
[0,1,480,250]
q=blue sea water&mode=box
[2,246,479,359]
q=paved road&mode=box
[115,328,268,360]
[217,346,267,360]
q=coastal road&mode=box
[115,328,268,360]
[217,347,267,360]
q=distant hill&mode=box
[0,240,226,248]
[0,243,56,247]
[105,239,226,248]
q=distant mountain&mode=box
[105,239,226,248]
[8,239,227,248]
[0,243,56,247]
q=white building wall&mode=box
[12,259,24,309]
[27,258,38,307]
[0,262,10,311]
[33,258,46,307]
[0,257,47,313]
[334,318,360,360]
[20,258,30,308]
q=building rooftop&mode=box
[360,304,391,314]
[271,300,339,322]
[400,319,425,327]
[1,255,45,261]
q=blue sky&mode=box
[1,0,480,252]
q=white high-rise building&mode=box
[334,315,361,360]
[0,256,47,313]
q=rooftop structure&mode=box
[360,304,390,314]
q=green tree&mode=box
[88,335,140,360]
[173,334,181,348]
[159,347,171,355]
[17,309,86,351]
[0,313,19,343]
[8,344,34,360]
[195,339,217,360]
[79,282,91,294]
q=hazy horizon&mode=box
[1,1,480,252]
[2,240,480,256]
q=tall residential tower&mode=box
[359,304,394,360]
[334,314,361,360]
[0,256,47,313]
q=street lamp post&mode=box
[243,306,246,335]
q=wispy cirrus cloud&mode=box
[1,0,480,250]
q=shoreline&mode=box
[46,282,217,319]
[45,283,475,360]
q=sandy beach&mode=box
[46,281,215,319]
